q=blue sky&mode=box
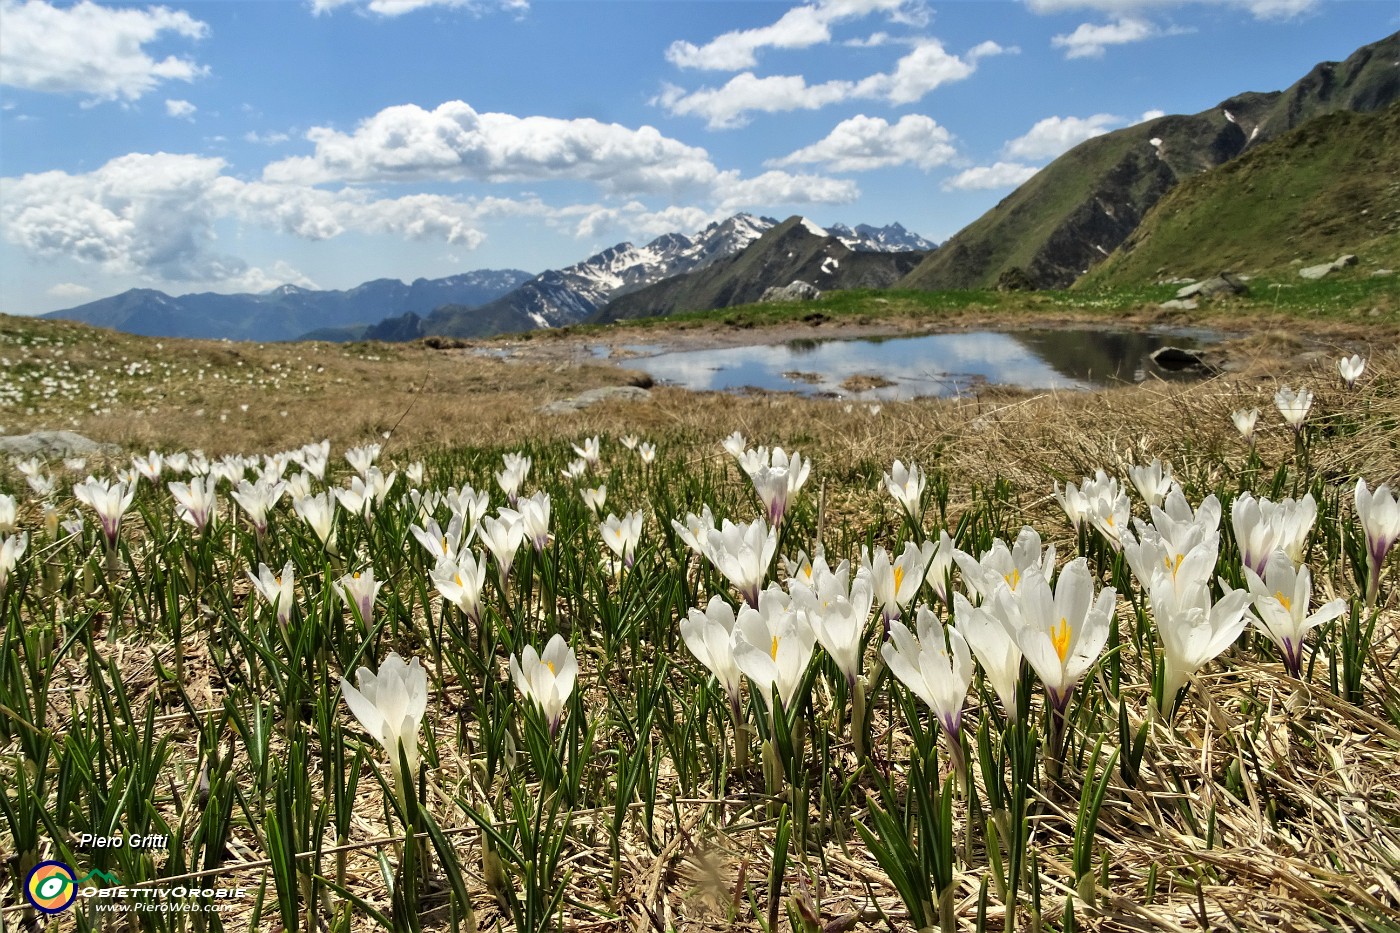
[1,0,1396,314]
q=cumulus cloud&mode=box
[941,162,1039,191]
[46,282,94,300]
[244,130,292,145]
[0,0,209,102]
[713,169,860,211]
[310,0,528,17]
[1003,113,1120,160]
[1050,17,1160,58]
[165,99,197,120]
[769,114,957,172]
[665,0,911,71]
[0,152,523,284]
[263,100,722,195]
[660,38,1004,128]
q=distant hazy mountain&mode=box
[373,213,779,339]
[593,216,928,323]
[899,30,1400,290]
[44,269,533,342]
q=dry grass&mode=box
[3,311,1400,932]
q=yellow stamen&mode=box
[1051,617,1072,663]
[1004,568,1021,590]
[1105,514,1115,527]
[455,573,463,587]
[893,565,905,592]
[770,635,780,660]
[546,661,555,676]
[353,572,361,580]
[1164,553,1184,577]
[1275,591,1292,612]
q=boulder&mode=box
[0,431,120,459]
[1299,254,1358,280]
[759,281,821,303]
[1158,298,1198,311]
[538,385,652,415]
[1176,273,1248,299]
[1150,347,1212,371]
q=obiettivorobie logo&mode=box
[24,862,119,913]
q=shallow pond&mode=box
[626,328,1213,400]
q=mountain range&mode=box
[898,30,1400,291]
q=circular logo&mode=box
[26,861,77,913]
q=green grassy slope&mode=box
[1080,103,1400,287]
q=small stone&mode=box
[1159,298,1198,311]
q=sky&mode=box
[1,0,1396,315]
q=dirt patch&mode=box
[839,372,896,392]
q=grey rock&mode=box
[1299,254,1359,280]
[0,431,120,459]
[1159,298,1199,310]
[1371,268,1393,277]
[539,385,652,415]
[1175,273,1248,299]
[759,280,822,303]
[1150,346,1212,371]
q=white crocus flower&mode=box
[0,494,15,534]
[1337,354,1365,389]
[431,552,489,623]
[722,431,746,460]
[445,485,490,528]
[572,436,602,469]
[340,652,427,802]
[1147,557,1253,712]
[732,586,815,711]
[862,541,928,628]
[671,506,716,559]
[580,485,607,516]
[344,443,381,477]
[1053,479,1088,530]
[954,527,1055,604]
[882,607,974,751]
[998,557,1115,714]
[132,450,163,483]
[882,460,926,523]
[600,510,644,568]
[561,459,587,481]
[293,491,338,551]
[799,576,872,688]
[1128,458,1174,510]
[922,530,958,606]
[286,471,314,502]
[169,475,219,532]
[496,453,531,507]
[952,592,1022,720]
[1274,386,1313,433]
[13,457,42,478]
[704,517,778,606]
[404,461,425,486]
[248,560,296,628]
[73,476,135,550]
[510,634,578,735]
[409,513,472,564]
[1231,408,1260,445]
[1355,478,1400,606]
[519,491,552,552]
[1244,551,1347,678]
[638,442,656,466]
[27,473,56,500]
[481,509,526,585]
[1084,481,1131,552]
[0,533,28,597]
[681,595,745,714]
[230,479,286,536]
[336,568,383,632]
[621,435,639,451]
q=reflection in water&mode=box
[629,329,1209,400]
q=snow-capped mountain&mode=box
[826,222,937,253]
[467,213,779,330]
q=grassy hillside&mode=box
[898,30,1399,292]
[1080,103,1400,286]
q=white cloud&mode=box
[713,169,860,211]
[1004,113,1121,160]
[165,99,197,120]
[769,114,957,172]
[1140,108,1166,121]
[665,0,911,71]
[1051,17,1159,58]
[310,0,528,17]
[1025,0,1318,20]
[263,100,722,195]
[46,282,94,300]
[660,38,1003,128]
[0,152,521,284]
[0,0,208,102]
[244,130,292,145]
[941,162,1040,191]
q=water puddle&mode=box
[627,328,1214,399]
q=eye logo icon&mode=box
[25,861,77,913]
